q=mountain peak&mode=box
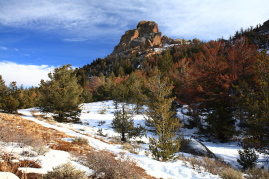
[112,20,162,54]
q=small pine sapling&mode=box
[111,104,145,142]
[237,148,258,170]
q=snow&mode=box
[0,172,20,179]
[1,100,255,178]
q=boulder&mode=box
[180,139,217,158]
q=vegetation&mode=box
[1,19,269,176]
[111,103,145,142]
[86,151,143,179]
[38,64,83,122]
[237,148,259,170]
[146,69,182,161]
[42,162,87,179]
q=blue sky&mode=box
[1,0,269,86]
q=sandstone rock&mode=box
[137,20,159,33]
[112,20,162,54]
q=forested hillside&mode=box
[1,20,269,178]
[77,20,269,153]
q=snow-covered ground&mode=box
[2,100,260,178]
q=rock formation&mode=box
[112,20,162,54]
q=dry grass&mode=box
[86,150,155,179]
[0,113,156,179]
[0,151,43,179]
[179,154,243,178]
[42,162,87,179]
[245,167,269,179]
[71,136,89,146]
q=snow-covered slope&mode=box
[7,100,256,178]
[14,101,224,178]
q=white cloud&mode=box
[63,38,89,42]
[0,0,269,41]
[0,46,8,51]
[0,61,55,87]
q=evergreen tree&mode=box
[1,95,19,113]
[111,103,145,142]
[1,81,20,113]
[146,69,182,161]
[236,51,269,153]
[158,50,174,74]
[38,64,83,122]
[204,102,236,142]
[0,75,7,110]
[237,148,258,170]
[122,71,146,113]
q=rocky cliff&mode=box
[112,20,163,54]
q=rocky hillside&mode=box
[232,19,269,49]
[112,20,189,56]
[81,20,191,77]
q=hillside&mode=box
[0,101,248,179]
[232,19,269,49]
[2,19,269,179]
[80,20,192,77]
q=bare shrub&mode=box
[52,142,80,152]
[108,136,122,144]
[42,162,87,179]
[71,137,89,146]
[178,155,238,177]
[245,167,269,179]
[86,150,142,179]
[32,143,49,156]
[187,156,203,172]
[202,157,229,174]
[121,143,138,154]
[219,168,243,179]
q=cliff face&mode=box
[112,20,162,54]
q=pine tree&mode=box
[1,81,20,113]
[111,103,144,142]
[0,75,7,110]
[146,69,182,161]
[125,71,146,114]
[158,50,174,74]
[236,51,269,153]
[1,95,20,113]
[237,148,258,170]
[38,64,83,122]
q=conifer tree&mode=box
[125,71,146,114]
[111,103,145,142]
[146,69,182,161]
[236,51,269,153]
[158,50,174,74]
[0,75,7,110]
[237,148,258,170]
[38,64,83,122]
[1,81,21,113]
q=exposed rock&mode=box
[180,138,217,159]
[162,35,189,45]
[112,20,162,54]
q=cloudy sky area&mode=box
[1,0,269,86]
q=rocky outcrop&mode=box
[162,35,190,45]
[112,20,162,54]
[180,139,217,159]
